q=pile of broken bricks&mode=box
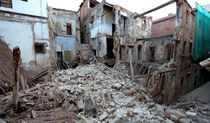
[0,63,208,122]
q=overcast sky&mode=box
[48,0,209,20]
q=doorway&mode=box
[107,38,115,59]
[150,47,155,60]
[165,44,174,60]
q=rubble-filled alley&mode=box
[0,0,210,123]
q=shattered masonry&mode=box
[0,0,210,122]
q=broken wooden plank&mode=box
[20,73,26,90]
[129,49,134,81]
[200,58,210,67]
[142,64,149,75]
[139,64,145,75]
[146,66,152,87]
[12,46,21,110]
[157,68,176,74]
[100,88,106,107]
[31,69,48,81]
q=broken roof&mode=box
[79,0,113,9]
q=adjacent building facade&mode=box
[0,0,56,75]
[50,8,77,63]
[78,0,152,66]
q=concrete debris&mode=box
[111,83,122,90]
[186,111,197,118]
[179,118,193,123]
[124,88,137,96]
[77,100,84,110]
[31,110,37,119]
[0,63,209,122]
[99,112,108,121]
[165,109,186,120]
[200,58,210,67]
[0,118,6,123]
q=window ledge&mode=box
[1,1,12,4]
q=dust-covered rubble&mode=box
[0,63,209,122]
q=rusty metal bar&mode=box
[135,0,175,18]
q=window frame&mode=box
[34,43,46,54]
[66,23,72,35]
[0,0,13,9]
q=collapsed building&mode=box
[0,0,208,105]
[133,0,197,104]
[0,0,210,122]
[78,0,152,66]
[77,0,210,104]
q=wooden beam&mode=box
[157,68,176,74]
[139,64,144,75]
[12,46,21,110]
[146,66,152,87]
[135,0,175,18]
[129,49,134,81]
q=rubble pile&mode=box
[0,63,156,122]
[0,63,209,122]
[0,38,14,95]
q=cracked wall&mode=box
[79,0,152,65]
[174,0,196,95]
[51,8,77,62]
[0,4,56,76]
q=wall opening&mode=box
[128,46,134,60]
[189,43,192,55]
[183,42,186,55]
[165,44,174,60]
[138,45,142,60]
[186,10,189,24]
[66,24,72,35]
[171,74,175,83]
[93,49,96,56]
[142,19,146,30]
[120,45,125,60]
[90,1,96,8]
[81,32,84,43]
[150,47,155,60]
[181,77,184,88]
[0,0,12,8]
[57,52,63,60]
[35,43,45,54]
[106,38,115,59]
[112,24,115,35]
[123,17,128,34]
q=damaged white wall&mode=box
[0,0,54,74]
[51,8,77,62]
[0,0,48,17]
[0,21,34,69]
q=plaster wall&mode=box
[0,20,35,70]
[0,0,48,17]
[52,9,77,36]
[134,17,152,39]
[0,12,53,72]
[55,35,76,56]
[143,36,174,61]
[91,21,112,38]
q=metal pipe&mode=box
[135,0,175,18]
